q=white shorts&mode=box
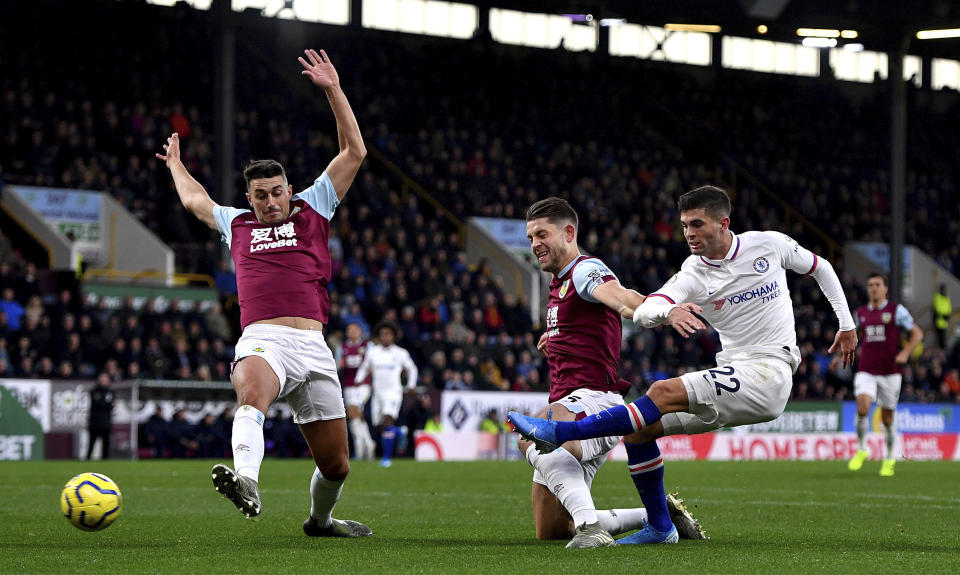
[853,372,902,410]
[532,388,624,488]
[233,324,345,424]
[661,359,793,436]
[344,384,372,409]
[371,389,403,426]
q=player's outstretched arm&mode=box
[156,132,217,230]
[803,255,858,366]
[299,48,366,201]
[592,281,646,319]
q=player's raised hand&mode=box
[537,332,549,356]
[299,49,339,89]
[828,328,858,368]
[667,306,706,338]
[155,132,181,167]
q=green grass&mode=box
[2,459,958,574]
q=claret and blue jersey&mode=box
[545,254,629,402]
[213,172,339,330]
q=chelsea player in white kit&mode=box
[511,186,858,544]
[355,321,418,467]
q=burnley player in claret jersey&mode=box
[512,197,707,549]
[848,273,923,477]
[156,49,371,538]
[338,322,376,461]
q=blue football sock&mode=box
[626,441,672,532]
[381,426,398,460]
[554,396,662,444]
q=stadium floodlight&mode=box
[797,28,840,38]
[757,24,768,34]
[802,37,838,48]
[599,18,626,27]
[916,28,960,40]
[840,30,858,39]
[843,43,864,52]
[664,23,722,33]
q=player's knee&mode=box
[319,459,350,482]
[646,379,688,412]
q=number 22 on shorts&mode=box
[703,366,741,396]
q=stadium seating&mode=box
[1,0,958,419]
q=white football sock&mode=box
[351,418,376,460]
[232,405,265,482]
[525,444,598,527]
[884,421,896,460]
[856,415,868,451]
[349,418,366,458]
[310,469,344,526]
[597,508,648,536]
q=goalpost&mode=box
[111,379,236,460]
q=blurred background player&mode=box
[86,372,115,460]
[848,273,924,477]
[338,322,376,460]
[355,320,418,467]
[517,197,705,549]
[156,48,370,537]
[512,186,857,544]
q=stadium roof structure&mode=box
[489,0,960,58]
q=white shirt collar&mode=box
[699,230,740,268]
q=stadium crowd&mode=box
[2,0,960,416]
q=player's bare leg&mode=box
[300,417,372,537]
[212,357,279,518]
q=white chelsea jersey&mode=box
[649,231,818,371]
[355,343,419,394]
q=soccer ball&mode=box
[60,472,123,531]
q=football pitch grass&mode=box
[3,459,958,574]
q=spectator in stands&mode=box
[0,288,24,331]
[168,408,199,457]
[195,413,220,458]
[213,406,233,454]
[479,408,505,434]
[204,302,232,342]
[213,259,237,296]
[142,406,170,458]
[404,393,435,432]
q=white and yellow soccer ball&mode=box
[60,473,123,531]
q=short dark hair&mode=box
[525,197,578,231]
[677,186,731,220]
[867,272,888,286]
[243,159,287,189]
[374,320,398,337]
